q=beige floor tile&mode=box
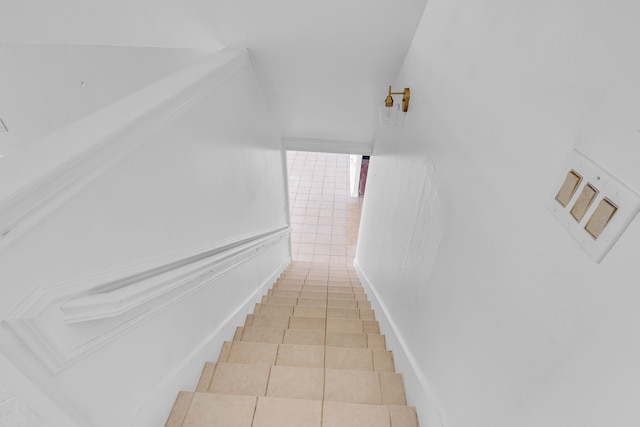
[327,292,356,300]
[358,300,372,310]
[276,344,325,368]
[239,327,284,344]
[266,366,324,400]
[289,316,326,330]
[389,405,419,427]
[322,401,390,427]
[327,286,355,293]
[324,369,382,404]
[293,305,326,318]
[305,279,329,286]
[327,307,360,319]
[363,320,380,334]
[299,290,327,299]
[325,347,373,371]
[269,289,300,298]
[264,296,298,305]
[250,314,291,329]
[227,341,278,365]
[327,299,358,309]
[302,284,330,292]
[367,334,387,349]
[325,331,367,348]
[380,372,407,405]
[165,391,192,427]
[210,363,270,396]
[218,342,232,362]
[359,308,376,320]
[195,362,216,392]
[233,327,244,341]
[283,329,325,346]
[326,318,363,333]
[253,397,322,427]
[255,303,294,316]
[372,350,396,372]
[274,284,303,291]
[244,314,255,327]
[182,393,257,427]
[297,298,327,307]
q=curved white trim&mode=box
[61,226,291,323]
[4,226,290,373]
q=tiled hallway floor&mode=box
[286,151,363,266]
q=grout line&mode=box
[249,396,258,427]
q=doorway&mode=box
[286,151,364,266]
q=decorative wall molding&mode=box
[0,49,248,255]
[283,136,372,155]
[3,226,290,374]
[354,259,446,427]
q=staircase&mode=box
[165,262,419,426]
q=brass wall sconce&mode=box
[379,85,410,126]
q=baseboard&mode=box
[131,257,290,427]
[354,259,446,427]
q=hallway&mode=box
[286,151,363,266]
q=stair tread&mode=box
[174,393,418,427]
[233,326,386,349]
[245,313,379,333]
[197,363,406,405]
[165,262,416,426]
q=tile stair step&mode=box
[233,327,386,349]
[261,296,371,309]
[244,314,380,334]
[165,262,418,427]
[216,341,395,371]
[194,362,407,406]
[167,392,418,427]
[271,284,365,294]
[268,290,367,299]
[276,279,358,287]
[269,287,366,296]
[253,303,375,320]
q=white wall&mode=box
[0,44,209,157]
[357,1,640,426]
[0,1,221,49]
[0,54,290,426]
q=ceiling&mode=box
[1,0,428,148]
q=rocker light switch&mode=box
[570,184,598,222]
[549,150,640,262]
[555,170,582,207]
[585,198,617,239]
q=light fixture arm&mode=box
[385,85,411,112]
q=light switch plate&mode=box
[549,150,640,263]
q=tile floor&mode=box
[286,151,363,266]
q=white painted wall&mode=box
[0,1,221,49]
[357,1,640,426]
[0,54,289,426]
[0,44,210,157]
